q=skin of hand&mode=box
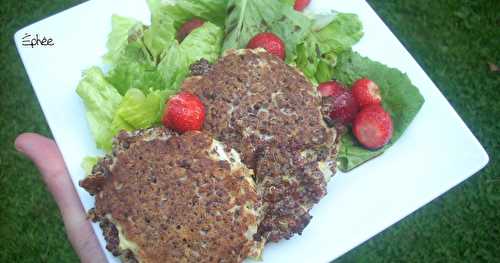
[15,133,107,263]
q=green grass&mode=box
[0,0,498,262]
[1,1,85,262]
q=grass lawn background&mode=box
[1,0,498,262]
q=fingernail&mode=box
[14,136,27,155]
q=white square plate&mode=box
[15,0,489,262]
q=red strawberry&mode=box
[163,92,206,133]
[247,32,286,60]
[329,90,359,125]
[352,78,382,107]
[177,18,205,41]
[294,0,311,11]
[318,80,347,97]
[353,104,393,149]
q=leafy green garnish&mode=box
[157,42,190,91]
[76,67,123,151]
[103,15,144,65]
[333,51,425,171]
[142,0,226,61]
[223,0,312,62]
[157,21,224,91]
[81,156,101,176]
[143,10,176,61]
[147,0,228,29]
[294,13,363,84]
[108,21,222,97]
[77,4,224,152]
[111,88,166,134]
[278,0,295,6]
[314,13,364,54]
[315,55,336,83]
[106,41,165,95]
[180,21,224,63]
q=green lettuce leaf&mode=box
[157,42,190,90]
[304,10,337,31]
[180,21,223,63]
[333,51,425,171]
[103,15,145,65]
[76,67,123,151]
[314,13,363,54]
[157,22,224,90]
[147,0,228,29]
[294,12,363,83]
[106,41,166,95]
[111,88,166,134]
[109,21,222,97]
[143,8,177,61]
[223,0,312,62]
[294,36,320,83]
[81,156,101,176]
[110,114,134,136]
[278,0,295,6]
[315,56,335,83]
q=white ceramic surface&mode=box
[15,0,489,262]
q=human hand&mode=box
[15,133,107,263]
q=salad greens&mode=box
[333,51,425,171]
[81,156,101,175]
[221,0,364,84]
[275,0,363,84]
[223,0,312,62]
[76,67,123,151]
[106,41,164,95]
[77,0,424,172]
[179,22,223,63]
[107,21,223,96]
[103,15,144,65]
[143,9,176,60]
[111,89,166,134]
[313,13,363,55]
[294,12,363,84]
[157,22,224,90]
[78,0,224,152]
[147,0,228,29]
[142,0,227,61]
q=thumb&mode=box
[15,133,106,263]
[15,133,70,202]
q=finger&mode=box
[15,133,107,263]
